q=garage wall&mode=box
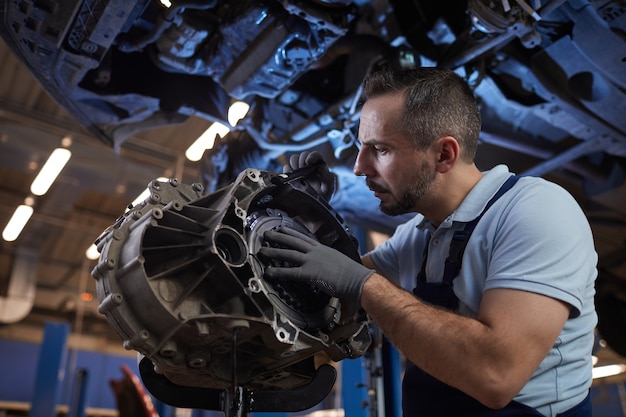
[0,337,137,409]
[1,335,624,416]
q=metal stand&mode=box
[138,329,337,416]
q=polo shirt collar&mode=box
[449,164,513,223]
[416,164,513,230]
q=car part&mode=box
[91,166,371,391]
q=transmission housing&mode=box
[92,168,371,390]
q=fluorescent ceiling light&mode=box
[30,148,72,196]
[228,101,250,126]
[85,243,100,260]
[185,101,249,162]
[2,205,34,242]
[185,122,230,162]
[592,364,626,379]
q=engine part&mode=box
[92,168,371,390]
[153,0,352,99]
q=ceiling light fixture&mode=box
[2,204,34,242]
[185,122,230,162]
[30,147,72,196]
[592,364,626,379]
[185,101,250,162]
[85,243,100,260]
[228,101,250,126]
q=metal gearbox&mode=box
[91,168,371,391]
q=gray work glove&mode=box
[258,227,375,316]
[284,151,337,201]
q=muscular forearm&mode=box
[360,273,560,409]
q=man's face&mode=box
[354,93,437,216]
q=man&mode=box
[259,67,597,416]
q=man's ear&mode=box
[434,136,460,173]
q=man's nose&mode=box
[353,148,368,177]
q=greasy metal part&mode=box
[480,131,616,183]
[444,0,569,68]
[118,1,218,53]
[153,0,352,99]
[92,168,371,392]
[521,135,617,177]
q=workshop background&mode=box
[1,0,626,416]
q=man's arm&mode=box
[361,254,378,271]
[361,273,570,409]
[260,227,571,409]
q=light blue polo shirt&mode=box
[368,164,598,416]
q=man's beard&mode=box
[370,161,436,216]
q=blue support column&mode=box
[341,357,368,417]
[382,339,402,417]
[29,321,70,417]
[191,409,212,417]
[152,398,174,417]
[68,369,89,417]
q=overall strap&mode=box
[442,175,520,285]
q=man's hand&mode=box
[284,151,337,201]
[258,227,374,312]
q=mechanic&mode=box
[258,67,597,417]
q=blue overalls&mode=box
[404,175,592,417]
